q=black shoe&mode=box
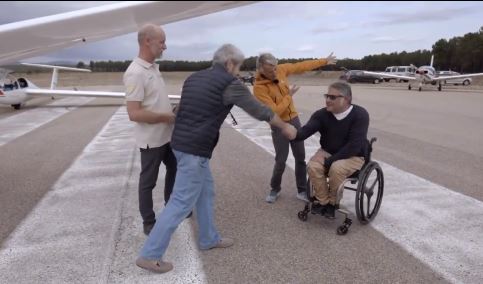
[324,204,335,219]
[143,222,155,236]
[311,203,327,215]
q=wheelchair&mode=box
[297,137,384,235]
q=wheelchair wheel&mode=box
[355,161,384,224]
[306,178,315,202]
[298,211,308,222]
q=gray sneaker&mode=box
[136,257,173,274]
[296,191,309,202]
[265,190,281,203]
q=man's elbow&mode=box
[127,111,139,122]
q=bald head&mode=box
[138,24,164,45]
[137,24,167,62]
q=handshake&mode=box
[281,123,297,140]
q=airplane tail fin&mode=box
[21,63,90,90]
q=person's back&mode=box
[171,64,236,158]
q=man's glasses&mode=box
[324,94,345,100]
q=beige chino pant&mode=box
[307,149,364,205]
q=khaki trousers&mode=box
[307,149,364,205]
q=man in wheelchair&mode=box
[292,82,369,218]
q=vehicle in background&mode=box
[339,70,383,84]
[383,66,416,82]
[364,55,483,91]
[239,71,254,85]
[437,71,472,86]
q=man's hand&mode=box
[325,52,337,65]
[309,148,328,164]
[282,123,297,140]
[165,113,176,124]
[289,85,300,97]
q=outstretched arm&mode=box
[281,52,338,75]
[293,110,324,141]
[223,80,296,139]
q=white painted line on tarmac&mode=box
[0,107,206,283]
[0,97,94,146]
[226,106,483,284]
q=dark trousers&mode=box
[139,143,177,225]
[270,116,307,193]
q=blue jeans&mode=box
[140,150,220,260]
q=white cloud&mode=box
[256,47,275,54]
[296,45,316,52]
[312,24,350,34]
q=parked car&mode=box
[437,71,472,86]
[339,70,383,84]
[383,66,416,82]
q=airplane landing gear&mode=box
[408,85,412,90]
[11,104,21,110]
[438,84,442,91]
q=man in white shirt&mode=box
[123,24,176,236]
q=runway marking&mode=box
[0,97,94,146]
[227,106,483,284]
[0,107,206,283]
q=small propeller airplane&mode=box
[0,1,257,109]
[0,63,127,109]
[363,55,483,91]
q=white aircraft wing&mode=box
[0,1,256,65]
[25,89,181,104]
[363,71,416,81]
[434,73,483,81]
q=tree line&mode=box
[79,27,483,73]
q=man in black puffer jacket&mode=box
[136,44,297,274]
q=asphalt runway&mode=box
[0,82,482,283]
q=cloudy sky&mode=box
[1,1,483,63]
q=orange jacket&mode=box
[253,59,328,121]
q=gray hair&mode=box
[256,53,278,69]
[329,81,352,103]
[138,24,161,45]
[212,44,245,66]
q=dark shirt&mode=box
[295,104,369,168]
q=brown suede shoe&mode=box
[213,238,234,249]
[136,257,173,273]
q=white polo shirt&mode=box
[123,57,173,149]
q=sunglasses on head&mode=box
[324,94,345,100]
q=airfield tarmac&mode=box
[0,72,482,283]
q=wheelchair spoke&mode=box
[366,195,371,217]
[368,176,378,192]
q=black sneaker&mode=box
[324,204,335,219]
[143,222,155,236]
[311,203,327,215]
